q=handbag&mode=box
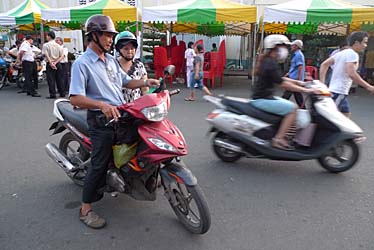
[294,95,316,147]
[295,95,311,129]
[296,109,311,129]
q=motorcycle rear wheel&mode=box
[317,139,359,173]
[0,73,6,90]
[213,132,242,162]
[167,183,211,234]
[16,75,25,89]
[59,132,90,186]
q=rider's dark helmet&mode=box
[85,14,118,36]
[114,31,138,51]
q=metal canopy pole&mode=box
[40,21,45,47]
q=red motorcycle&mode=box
[45,67,211,234]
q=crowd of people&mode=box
[2,31,70,98]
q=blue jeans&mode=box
[189,71,204,90]
[250,97,296,116]
[331,92,350,113]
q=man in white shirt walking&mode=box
[320,31,374,118]
[184,42,195,88]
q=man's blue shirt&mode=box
[69,47,132,107]
[288,49,305,80]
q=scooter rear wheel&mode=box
[213,132,242,163]
[167,183,211,234]
[317,139,359,173]
[59,132,90,186]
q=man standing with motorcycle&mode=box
[8,40,21,60]
[320,31,374,118]
[69,14,159,229]
[16,35,40,97]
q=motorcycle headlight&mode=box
[141,101,168,121]
[148,138,177,152]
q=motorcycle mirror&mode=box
[163,65,175,76]
[151,77,166,94]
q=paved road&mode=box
[0,78,373,250]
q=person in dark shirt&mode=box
[252,35,318,150]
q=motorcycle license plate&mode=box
[13,70,18,76]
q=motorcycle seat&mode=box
[57,101,89,136]
[222,97,282,125]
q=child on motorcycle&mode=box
[252,35,318,150]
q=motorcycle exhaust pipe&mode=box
[45,143,75,173]
[214,139,243,153]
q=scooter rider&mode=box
[69,14,159,229]
[251,35,319,150]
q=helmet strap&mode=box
[117,48,125,59]
[117,49,133,62]
[123,55,134,61]
[92,32,110,54]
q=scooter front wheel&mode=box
[167,182,211,234]
[317,139,359,173]
[213,132,242,162]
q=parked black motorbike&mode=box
[0,57,25,90]
[0,54,46,91]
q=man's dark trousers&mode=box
[46,63,64,97]
[82,111,115,203]
[22,60,38,95]
[60,62,70,92]
[282,91,304,107]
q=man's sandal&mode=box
[184,98,195,101]
[79,210,106,229]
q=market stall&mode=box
[41,0,139,24]
[143,0,257,36]
[0,0,48,26]
[143,0,258,84]
[262,0,374,35]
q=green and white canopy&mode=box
[0,0,49,26]
[41,0,138,23]
[263,0,374,35]
[143,0,256,36]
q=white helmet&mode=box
[264,35,291,49]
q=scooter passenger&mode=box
[251,35,318,150]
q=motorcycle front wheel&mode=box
[166,182,211,234]
[59,132,90,186]
[317,139,359,173]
